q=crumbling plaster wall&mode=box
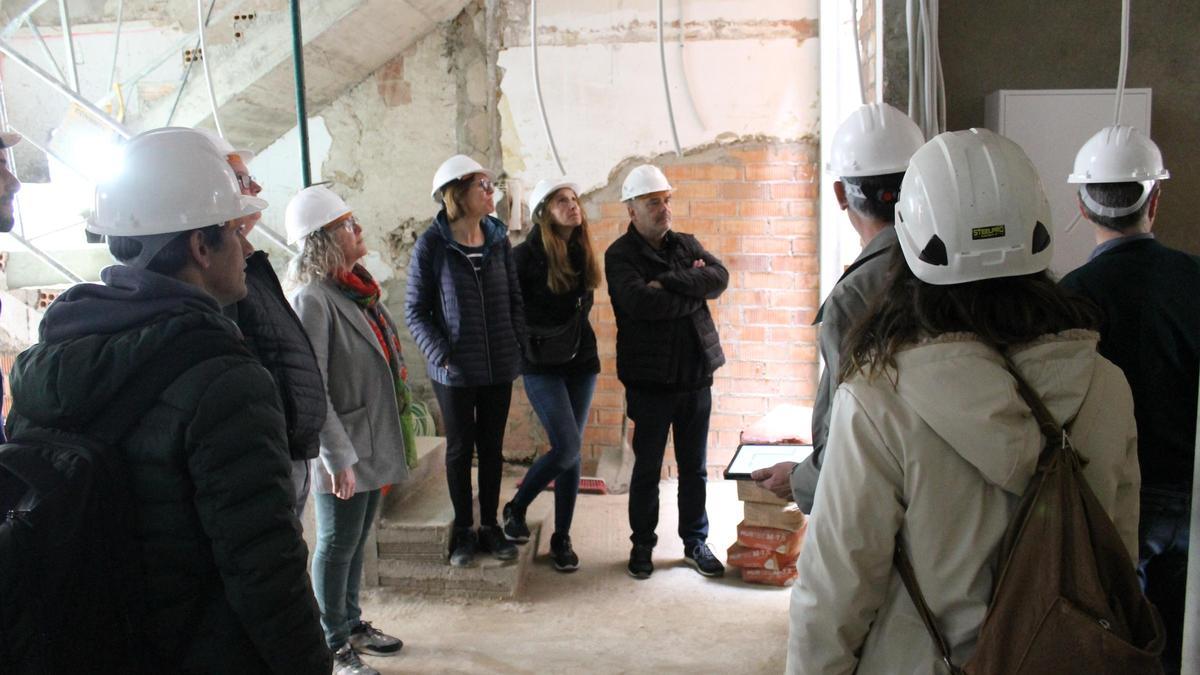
[314,0,822,465]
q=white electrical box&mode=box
[985,89,1152,278]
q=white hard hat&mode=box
[895,129,1052,286]
[621,164,672,202]
[196,127,255,163]
[1068,125,1168,184]
[0,130,21,149]
[91,127,267,238]
[528,178,581,216]
[285,185,352,245]
[431,154,495,203]
[828,103,925,178]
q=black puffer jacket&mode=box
[225,250,325,461]
[405,211,526,387]
[513,225,600,377]
[604,224,727,389]
[7,266,330,674]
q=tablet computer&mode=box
[723,443,814,480]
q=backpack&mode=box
[0,333,245,674]
[896,350,1166,675]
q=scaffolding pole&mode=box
[0,40,130,138]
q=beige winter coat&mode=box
[787,331,1140,675]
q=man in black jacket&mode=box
[202,130,326,518]
[0,130,21,442]
[605,164,729,580]
[1060,126,1198,675]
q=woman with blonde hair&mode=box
[501,179,602,572]
[405,155,525,568]
[286,185,409,675]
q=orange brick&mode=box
[717,430,743,450]
[663,164,742,181]
[717,396,768,415]
[724,254,771,272]
[772,256,820,273]
[792,237,818,255]
[768,290,812,308]
[789,200,818,217]
[719,221,772,237]
[769,325,819,342]
[745,164,796,182]
[740,201,791,217]
[674,218,719,235]
[741,237,793,255]
[769,219,817,236]
[771,184,812,199]
[601,201,629,218]
[730,361,769,379]
[691,201,739,218]
[672,182,720,200]
[722,325,768,342]
[591,390,624,410]
[742,272,795,290]
[722,289,769,307]
[744,307,805,325]
[795,162,818,182]
[729,145,815,164]
[718,182,767,200]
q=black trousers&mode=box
[625,386,712,548]
[432,381,513,528]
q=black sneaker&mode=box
[348,621,403,656]
[550,533,579,573]
[478,524,519,561]
[333,644,379,675]
[449,527,476,568]
[502,500,530,543]
[627,544,654,579]
[684,541,725,578]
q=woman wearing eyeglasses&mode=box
[405,155,526,568]
[286,185,409,675]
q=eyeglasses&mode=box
[325,215,359,233]
[236,173,257,191]
[475,177,494,193]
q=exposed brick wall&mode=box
[505,141,821,479]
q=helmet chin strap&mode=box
[1079,180,1154,218]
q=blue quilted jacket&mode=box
[405,211,526,387]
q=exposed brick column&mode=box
[504,141,821,479]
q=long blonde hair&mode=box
[534,191,600,294]
[288,228,346,286]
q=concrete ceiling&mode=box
[3,0,471,152]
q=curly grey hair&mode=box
[288,228,347,286]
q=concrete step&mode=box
[377,521,542,599]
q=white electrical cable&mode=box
[196,0,223,137]
[658,0,683,157]
[906,0,917,117]
[1114,0,1131,125]
[850,0,865,104]
[530,0,565,175]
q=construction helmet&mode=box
[285,185,352,245]
[1068,125,1168,218]
[91,127,267,238]
[431,154,496,203]
[196,127,255,163]
[528,178,581,217]
[621,164,672,202]
[895,128,1052,286]
[828,103,925,178]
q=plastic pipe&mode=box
[166,0,216,126]
[56,0,79,92]
[0,39,130,138]
[108,0,124,93]
[290,0,312,188]
[1114,0,1130,125]
[530,0,565,174]
[658,0,683,156]
[196,0,223,137]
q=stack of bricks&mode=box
[510,140,821,479]
[726,480,807,586]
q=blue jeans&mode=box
[312,489,381,650]
[514,372,597,535]
[1137,487,1190,674]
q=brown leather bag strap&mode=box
[997,351,1063,444]
[894,543,964,674]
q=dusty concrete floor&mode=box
[354,475,790,674]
